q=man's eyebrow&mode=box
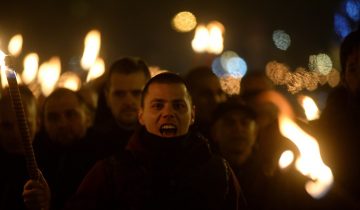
[150,98,165,103]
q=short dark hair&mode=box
[106,57,151,89]
[212,99,257,125]
[340,29,360,82]
[184,66,218,93]
[140,72,192,107]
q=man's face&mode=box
[44,93,90,146]
[139,83,195,138]
[0,98,38,154]
[345,49,360,95]
[192,76,226,124]
[212,110,258,166]
[106,72,147,128]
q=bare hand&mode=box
[22,170,51,210]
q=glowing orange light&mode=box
[57,71,81,91]
[298,95,320,121]
[37,56,61,96]
[0,50,22,88]
[22,53,39,84]
[191,25,209,53]
[279,150,295,169]
[86,57,105,82]
[148,66,168,78]
[172,11,197,32]
[8,34,23,57]
[81,30,101,70]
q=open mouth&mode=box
[159,124,177,136]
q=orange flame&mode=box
[86,57,105,82]
[22,53,39,84]
[8,34,23,57]
[81,30,101,70]
[37,56,61,96]
[278,113,333,199]
[298,95,320,121]
[57,71,81,91]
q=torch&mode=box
[2,55,40,180]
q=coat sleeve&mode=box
[63,160,114,210]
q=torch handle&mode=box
[6,72,39,180]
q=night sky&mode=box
[0,0,351,74]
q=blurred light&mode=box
[265,61,290,85]
[8,34,23,57]
[279,150,295,169]
[58,71,81,91]
[334,13,351,39]
[37,56,61,96]
[345,0,360,21]
[0,50,22,88]
[226,57,247,78]
[149,66,168,77]
[327,68,340,87]
[308,53,333,75]
[207,21,224,54]
[172,11,197,32]
[298,95,320,121]
[220,51,247,78]
[219,75,241,95]
[81,29,101,70]
[211,56,228,77]
[279,115,333,199]
[272,30,291,51]
[22,53,39,84]
[86,57,105,82]
[191,25,209,53]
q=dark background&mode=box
[0,0,353,74]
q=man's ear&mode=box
[190,105,195,125]
[138,108,145,125]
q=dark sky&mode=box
[0,0,346,74]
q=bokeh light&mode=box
[265,61,290,85]
[220,51,247,78]
[308,53,333,75]
[8,34,23,57]
[345,0,360,21]
[219,76,241,95]
[22,53,39,84]
[172,11,197,32]
[272,30,291,51]
[211,56,228,78]
[81,29,101,70]
[57,71,81,91]
[327,69,340,87]
[86,57,105,82]
[191,25,209,53]
[334,13,351,39]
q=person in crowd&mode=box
[314,28,360,209]
[0,85,44,210]
[183,66,227,140]
[24,72,243,210]
[32,88,93,210]
[92,56,151,158]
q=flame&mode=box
[86,57,105,82]
[191,25,209,53]
[257,90,333,198]
[207,21,224,54]
[278,114,333,199]
[8,34,23,57]
[37,56,61,96]
[279,150,295,169]
[81,30,101,70]
[0,50,22,88]
[298,95,320,121]
[58,71,81,91]
[191,22,224,54]
[149,66,168,78]
[22,53,39,84]
[172,11,197,32]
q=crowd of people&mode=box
[0,28,359,210]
